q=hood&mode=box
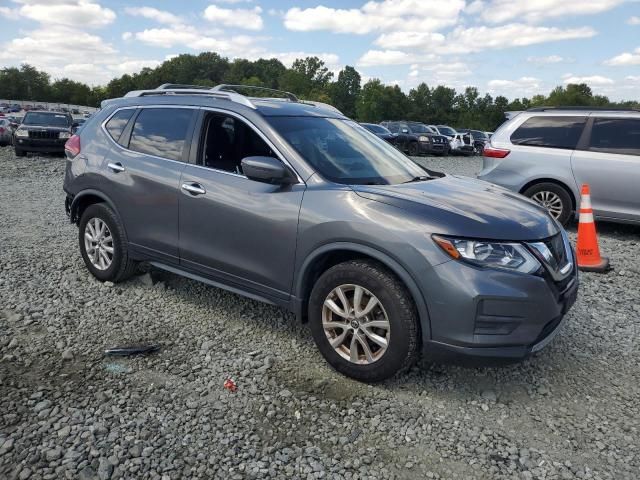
[353,175,559,241]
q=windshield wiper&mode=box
[402,175,431,184]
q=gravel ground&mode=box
[1,147,639,480]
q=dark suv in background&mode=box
[63,84,577,382]
[381,121,449,156]
[13,111,76,156]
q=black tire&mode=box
[407,142,419,156]
[308,260,419,383]
[15,148,26,157]
[523,182,573,226]
[78,203,137,282]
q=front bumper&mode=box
[14,137,66,152]
[418,142,447,155]
[422,250,578,359]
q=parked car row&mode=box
[361,120,493,157]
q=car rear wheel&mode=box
[523,182,573,225]
[14,148,25,157]
[308,260,419,383]
[78,203,138,282]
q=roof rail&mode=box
[527,106,640,112]
[157,83,212,90]
[124,86,255,109]
[212,84,299,102]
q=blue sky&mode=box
[0,0,639,100]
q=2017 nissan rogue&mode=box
[63,84,578,382]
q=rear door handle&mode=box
[107,162,125,173]
[181,182,206,195]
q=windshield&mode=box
[23,112,70,127]
[269,117,427,185]
[363,124,390,134]
[409,124,431,134]
[437,126,457,136]
[471,130,488,140]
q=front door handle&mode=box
[181,182,206,195]
[107,162,125,173]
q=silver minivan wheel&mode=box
[322,284,390,365]
[83,217,114,271]
[531,191,563,219]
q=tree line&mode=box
[1,53,638,131]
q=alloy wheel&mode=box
[84,217,114,271]
[322,284,390,364]
[531,191,563,219]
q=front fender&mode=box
[292,241,432,341]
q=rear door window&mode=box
[105,109,135,143]
[588,118,640,156]
[510,116,586,149]
[128,108,194,161]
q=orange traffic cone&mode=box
[576,184,610,273]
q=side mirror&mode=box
[241,156,296,185]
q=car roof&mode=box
[108,85,347,120]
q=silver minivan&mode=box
[478,108,640,225]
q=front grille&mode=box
[28,130,59,139]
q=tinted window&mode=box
[437,126,457,136]
[129,108,193,161]
[105,109,135,142]
[589,118,640,156]
[268,117,427,185]
[386,123,399,133]
[362,124,389,134]
[201,113,276,174]
[511,116,586,149]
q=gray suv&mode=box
[479,107,640,225]
[63,84,578,382]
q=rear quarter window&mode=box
[510,116,586,150]
[105,109,135,143]
[588,118,640,156]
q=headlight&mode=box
[15,129,28,137]
[432,235,541,274]
[59,132,71,139]
[418,136,430,142]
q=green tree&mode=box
[329,66,361,118]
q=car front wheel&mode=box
[308,260,419,383]
[523,182,573,225]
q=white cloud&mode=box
[487,77,542,97]
[17,1,116,28]
[479,0,627,24]
[284,0,466,34]
[124,7,183,26]
[360,23,595,64]
[122,32,132,40]
[563,75,614,85]
[629,16,640,25]
[357,50,416,66]
[444,24,596,54]
[0,26,158,84]
[131,26,259,55]
[465,1,485,14]
[203,5,263,30]
[374,31,445,49]
[605,47,640,66]
[0,6,20,19]
[527,55,566,64]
